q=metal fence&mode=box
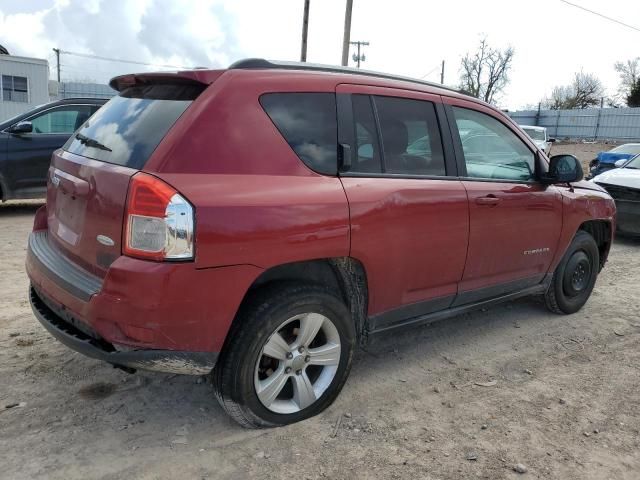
[508,108,640,142]
[56,81,116,100]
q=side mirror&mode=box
[541,154,584,184]
[9,121,33,134]
[614,159,627,168]
[548,138,557,143]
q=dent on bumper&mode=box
[30,287,218,375]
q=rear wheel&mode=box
[213,283,354,428]
[545,230,600,314]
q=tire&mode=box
[213,282,355,428]
[545,230,600,314]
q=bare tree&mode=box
[459,37,514,104]
[571,72,604,109]
[543,72,604,109]
[614,58,639,97]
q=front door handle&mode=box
[475,195,501,206]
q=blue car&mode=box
[589,143,640,178]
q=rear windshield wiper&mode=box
[75,133,112,152]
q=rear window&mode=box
[63,83,204,169]
[260,93,338,175]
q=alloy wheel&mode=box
[254,312,341,414]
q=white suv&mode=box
[520,125,554,155]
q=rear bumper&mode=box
[30,286,218,374]
[26,223,264,361]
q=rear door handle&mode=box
[475,195,501,206]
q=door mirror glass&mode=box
[548,138,557,143]
[9,120,32,134]
[543,154,584,183]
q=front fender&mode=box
[548,185,615,272]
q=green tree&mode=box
[628,80,640,108]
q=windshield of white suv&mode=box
[611,144,640,155]
[624,154,640,169]
[522,127,545,141]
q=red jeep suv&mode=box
[26,59,615,428]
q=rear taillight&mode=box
[123,173,194,261]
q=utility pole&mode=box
[53,48,61,82]
[341,0,353,66]
[440,60,445,84]
[300,0,310,62]
[350,41,369,68]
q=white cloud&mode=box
[1,0,639,109]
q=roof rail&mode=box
[228,58,463,95]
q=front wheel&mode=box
[545,230,600,314]
[213,283,355,428]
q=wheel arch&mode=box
[234,257,370,346]
[577,219,612,271]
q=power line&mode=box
[59,50,192,69]
[559,0,640,33]
[420,63,442,79]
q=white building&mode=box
[0,54,51,121]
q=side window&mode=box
[374,96,446,176]
[260,93,338,175]
[29,105,94,134]
[351,94,382,173]
[452,107,535,181]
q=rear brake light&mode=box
[124,173,194,261]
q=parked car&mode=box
[592,154,640,235]
[589,143,640,178]
[26,60,615,428]
[0,98,106,201]
[519,125,554,155]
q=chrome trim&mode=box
[164,193,194,259]
[96,235,115,247]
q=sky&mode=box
[0,0,639,110]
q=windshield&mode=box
[63,83,204,169]
[522,127,545,141]
[623,154,640,169]
[611,144,640,155]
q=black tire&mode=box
[545,230,600,314]
[213,282,355,428]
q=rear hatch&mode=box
[46,77,208,278]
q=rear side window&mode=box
[349,95,446,176]
[260,93,338,175]
[374,96,446,176]
[352,94,382,173]
[64,83,203,169]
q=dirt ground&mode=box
[548,141,610,173]
[1,153,639,479]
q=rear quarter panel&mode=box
[150,71,351,270]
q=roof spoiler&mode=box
[109,70,222,92]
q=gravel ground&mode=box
[1,152,639,479]
[548,141,611,173]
